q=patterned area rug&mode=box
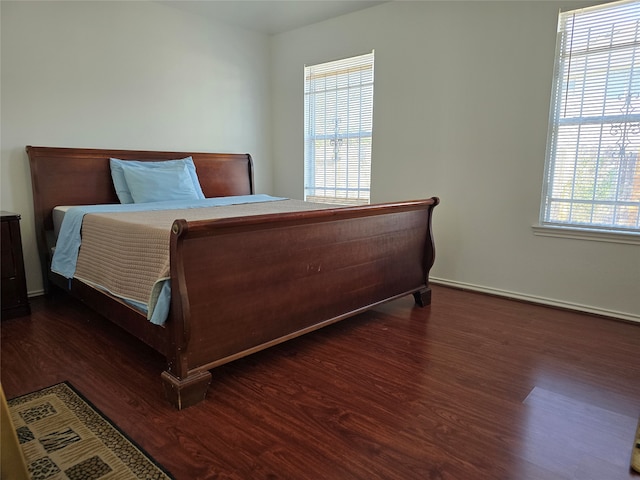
[8,382,173,480]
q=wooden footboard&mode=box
[162,198,439,408]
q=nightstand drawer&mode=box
[1,212,30,319]
[2,276,25,306]
[1,221,17,278]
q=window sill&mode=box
[532,224,640,245]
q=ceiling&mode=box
[158,0,388,35]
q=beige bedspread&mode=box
[73,199,332,319]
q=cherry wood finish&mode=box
[2,286,638,479]
[26,146,439,409]
[1,212,30,319]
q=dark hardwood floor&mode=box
[2,285,639,479]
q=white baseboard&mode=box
[430,277,640,324]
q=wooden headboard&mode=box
[26,146,254,284]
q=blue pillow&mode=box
[109,157,205,204]
[122,162,199,203]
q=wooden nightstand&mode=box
[1,212,30,319]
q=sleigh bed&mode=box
[27,145,439,409]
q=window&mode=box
[541,0,640,234]
[304,52,374,205]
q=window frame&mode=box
[304,51,375,206]
[537,0,640,242]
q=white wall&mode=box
[1,1,273,295]
[271,1,640,321]
[3,0,637,322]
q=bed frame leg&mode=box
[161,370,212,410]
[413,288,432,307]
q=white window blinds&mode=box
[304,52,374,205]
[541,0,640,232]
